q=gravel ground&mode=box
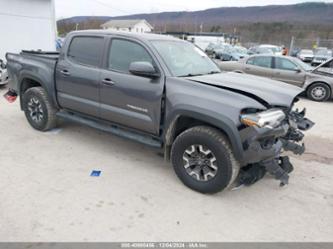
[0,85,332,242]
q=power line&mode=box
[88,0,131,15]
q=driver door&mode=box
[99,37,165,135]
[272,57,306,87]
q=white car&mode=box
[0,60,9,86]
[297,49,314,63]
[258,44,283,55]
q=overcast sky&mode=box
[55,0,333,19]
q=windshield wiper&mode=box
[179,73,204,77]
[207,71,221,74]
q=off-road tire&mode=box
[22,87,58,131]
[307,83,331,102]
[171,126,240,194]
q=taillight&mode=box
[3,90,17,103]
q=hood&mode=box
[312,58,333,71]
[186,72,303,107]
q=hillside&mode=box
[59,2,333,27]
[57,2,333,45]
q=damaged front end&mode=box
[237,106,314,187]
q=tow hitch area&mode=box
[3,90,17,103]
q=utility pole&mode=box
[289,36,295,56]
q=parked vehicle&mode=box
[258,44,283,55]
[0,59,9,86]
[218,55,333,101]
[311,49,332,67]
[217,46,248,61]
[248,46,274,55]
[5,31,313,193]
[297,49,314,62]
[290,47,301,57]
[205,42,232,59]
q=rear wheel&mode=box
[171,126,240,194]
[307,83,331,102]
[22,87,58,131]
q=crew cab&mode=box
[5,31,314,193]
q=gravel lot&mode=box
[0,85,332,242]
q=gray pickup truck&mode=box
[5,31,314,193]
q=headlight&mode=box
[240,109,286,129]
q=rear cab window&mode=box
[67,36,104,67]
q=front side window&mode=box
[247,56,272,68]
[108,39,153,72]
[275,58,299,71]
[67,36,104,67]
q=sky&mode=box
[55,0,333,19]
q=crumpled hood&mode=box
[186,72,304,107]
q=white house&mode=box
[0,0,57,61]
[101,19,153,33]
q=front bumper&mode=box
[238,109,314,186]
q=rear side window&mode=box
[247,56,272,68]
[108,39,153,73]
[68,36,104,67]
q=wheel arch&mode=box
[163,110,244,163]
[18,73,58,110]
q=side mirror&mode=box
[129,61,160,78]
[295,68,302,73]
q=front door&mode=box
[272,57,306,87]
[99,37,164,135]
[56,36,104,117]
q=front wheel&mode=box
[171,126,240,194]
[307,83,331,102]
[22,87,58,131]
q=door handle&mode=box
[245,67,250,70]
[102,78,115,86]
[60,69,70,76]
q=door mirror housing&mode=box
[295,68,302,73]
[129,61,160,78]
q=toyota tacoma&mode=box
[5,31,314,193]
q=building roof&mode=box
[101,19,153,30]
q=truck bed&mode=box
[6,50,59,99]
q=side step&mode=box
[56,111,162,148]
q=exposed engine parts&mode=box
[238,107,314,188]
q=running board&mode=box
[56,111,162,148]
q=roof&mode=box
[101,19,153,30]
[69,30,179,42]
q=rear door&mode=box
[56,35,105,117]
[99,37,165,135]
[244,56,274,78]
[272,57,306,87]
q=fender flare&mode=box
[18,72,59,109]
[164,107,245,162]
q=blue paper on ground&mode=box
[90,170,101,177]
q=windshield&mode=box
[234,46,247,54]
[301,50,313,55]
[295,58,313,71]
[152,40,220,77]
